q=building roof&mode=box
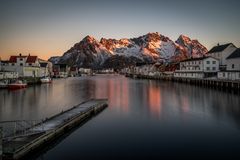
[26,56,38,63]
[9,56,27,63]
[9,55,38,63]
[180,56,216,62]
[227,48,240,59]
[208,43,233,54]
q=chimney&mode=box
[217,43,220,46]
[19,53,22,56]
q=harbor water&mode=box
[0,75,240,159]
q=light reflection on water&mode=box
[0,75,240,159]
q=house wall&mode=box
[226,58,240,71]
[1,65,24,76]
[180,60,203,72]
[23,67,41,77]
[15,57,27,66]
[174,72,204,79]
[208,44,237,66]
[40,67,49,77]
[203,57,219,72]
[218,72,240,80]
[0,71,19,79]
[174,57,219,79]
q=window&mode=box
[212,61,216,64]
[20,63,23,66]
[199,61,201,64]
[20,58,23,61]
[12,63,14,66]
[223,73,225,77]
[206,67,210,71]
[212,67,216,70]
[206,61,210,64]
[232,64,234,69]
[29,63,32,66]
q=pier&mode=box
[0,99,108,160]
[126,73,240,92]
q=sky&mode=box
[0,0,240,60]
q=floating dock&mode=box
[0,99,108,160]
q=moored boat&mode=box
[8,80,27,90]
[40,77,52,83]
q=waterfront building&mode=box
[39,59,53,77]
[0,71,18,80]
[217,48,240,80]
[174,56,219,79]
[133,62,156,76]
[207,43,237,71]
[1,54,51,78]
[53,63,69,78]
[69,67,79,76]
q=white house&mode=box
[0,71,18,80]
[174,56,219,79]
[217,48,240,80]
[0,59,19,79]
[1,54,50,77]
[207,43,237,71]
[39,59,53,77]
[132,63,157,76]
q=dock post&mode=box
[0,127,2,160]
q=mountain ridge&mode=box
[49,32,208,69]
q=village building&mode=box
[53,63,69,78]
[133,62,155,76]
[174,56,219,79]
[217,48,240,80]
[69,67,79,77]
[0,71,19,80]
[79,68,92,75]
[1,54,51,77]
[39,59,53,77]
[207,43,237,71]
[0,59,19,79]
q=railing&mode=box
[0,120,44,140]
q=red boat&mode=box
[8,80,27,90]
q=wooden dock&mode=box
[126,73,240,91]
[0,99,108,160]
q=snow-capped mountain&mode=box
[49,32,208,68]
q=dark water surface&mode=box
[1,75,240,159]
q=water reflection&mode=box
[1,75,240,159]
[0,75,240,128]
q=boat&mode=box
[8,80,27,90]
[40,77,52,83]
[0,80,9,89]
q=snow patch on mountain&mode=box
[49,32,208,68]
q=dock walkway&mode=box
[0,99,108,160]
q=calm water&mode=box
[1,75,240,159]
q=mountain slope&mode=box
[49,32,208,69]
